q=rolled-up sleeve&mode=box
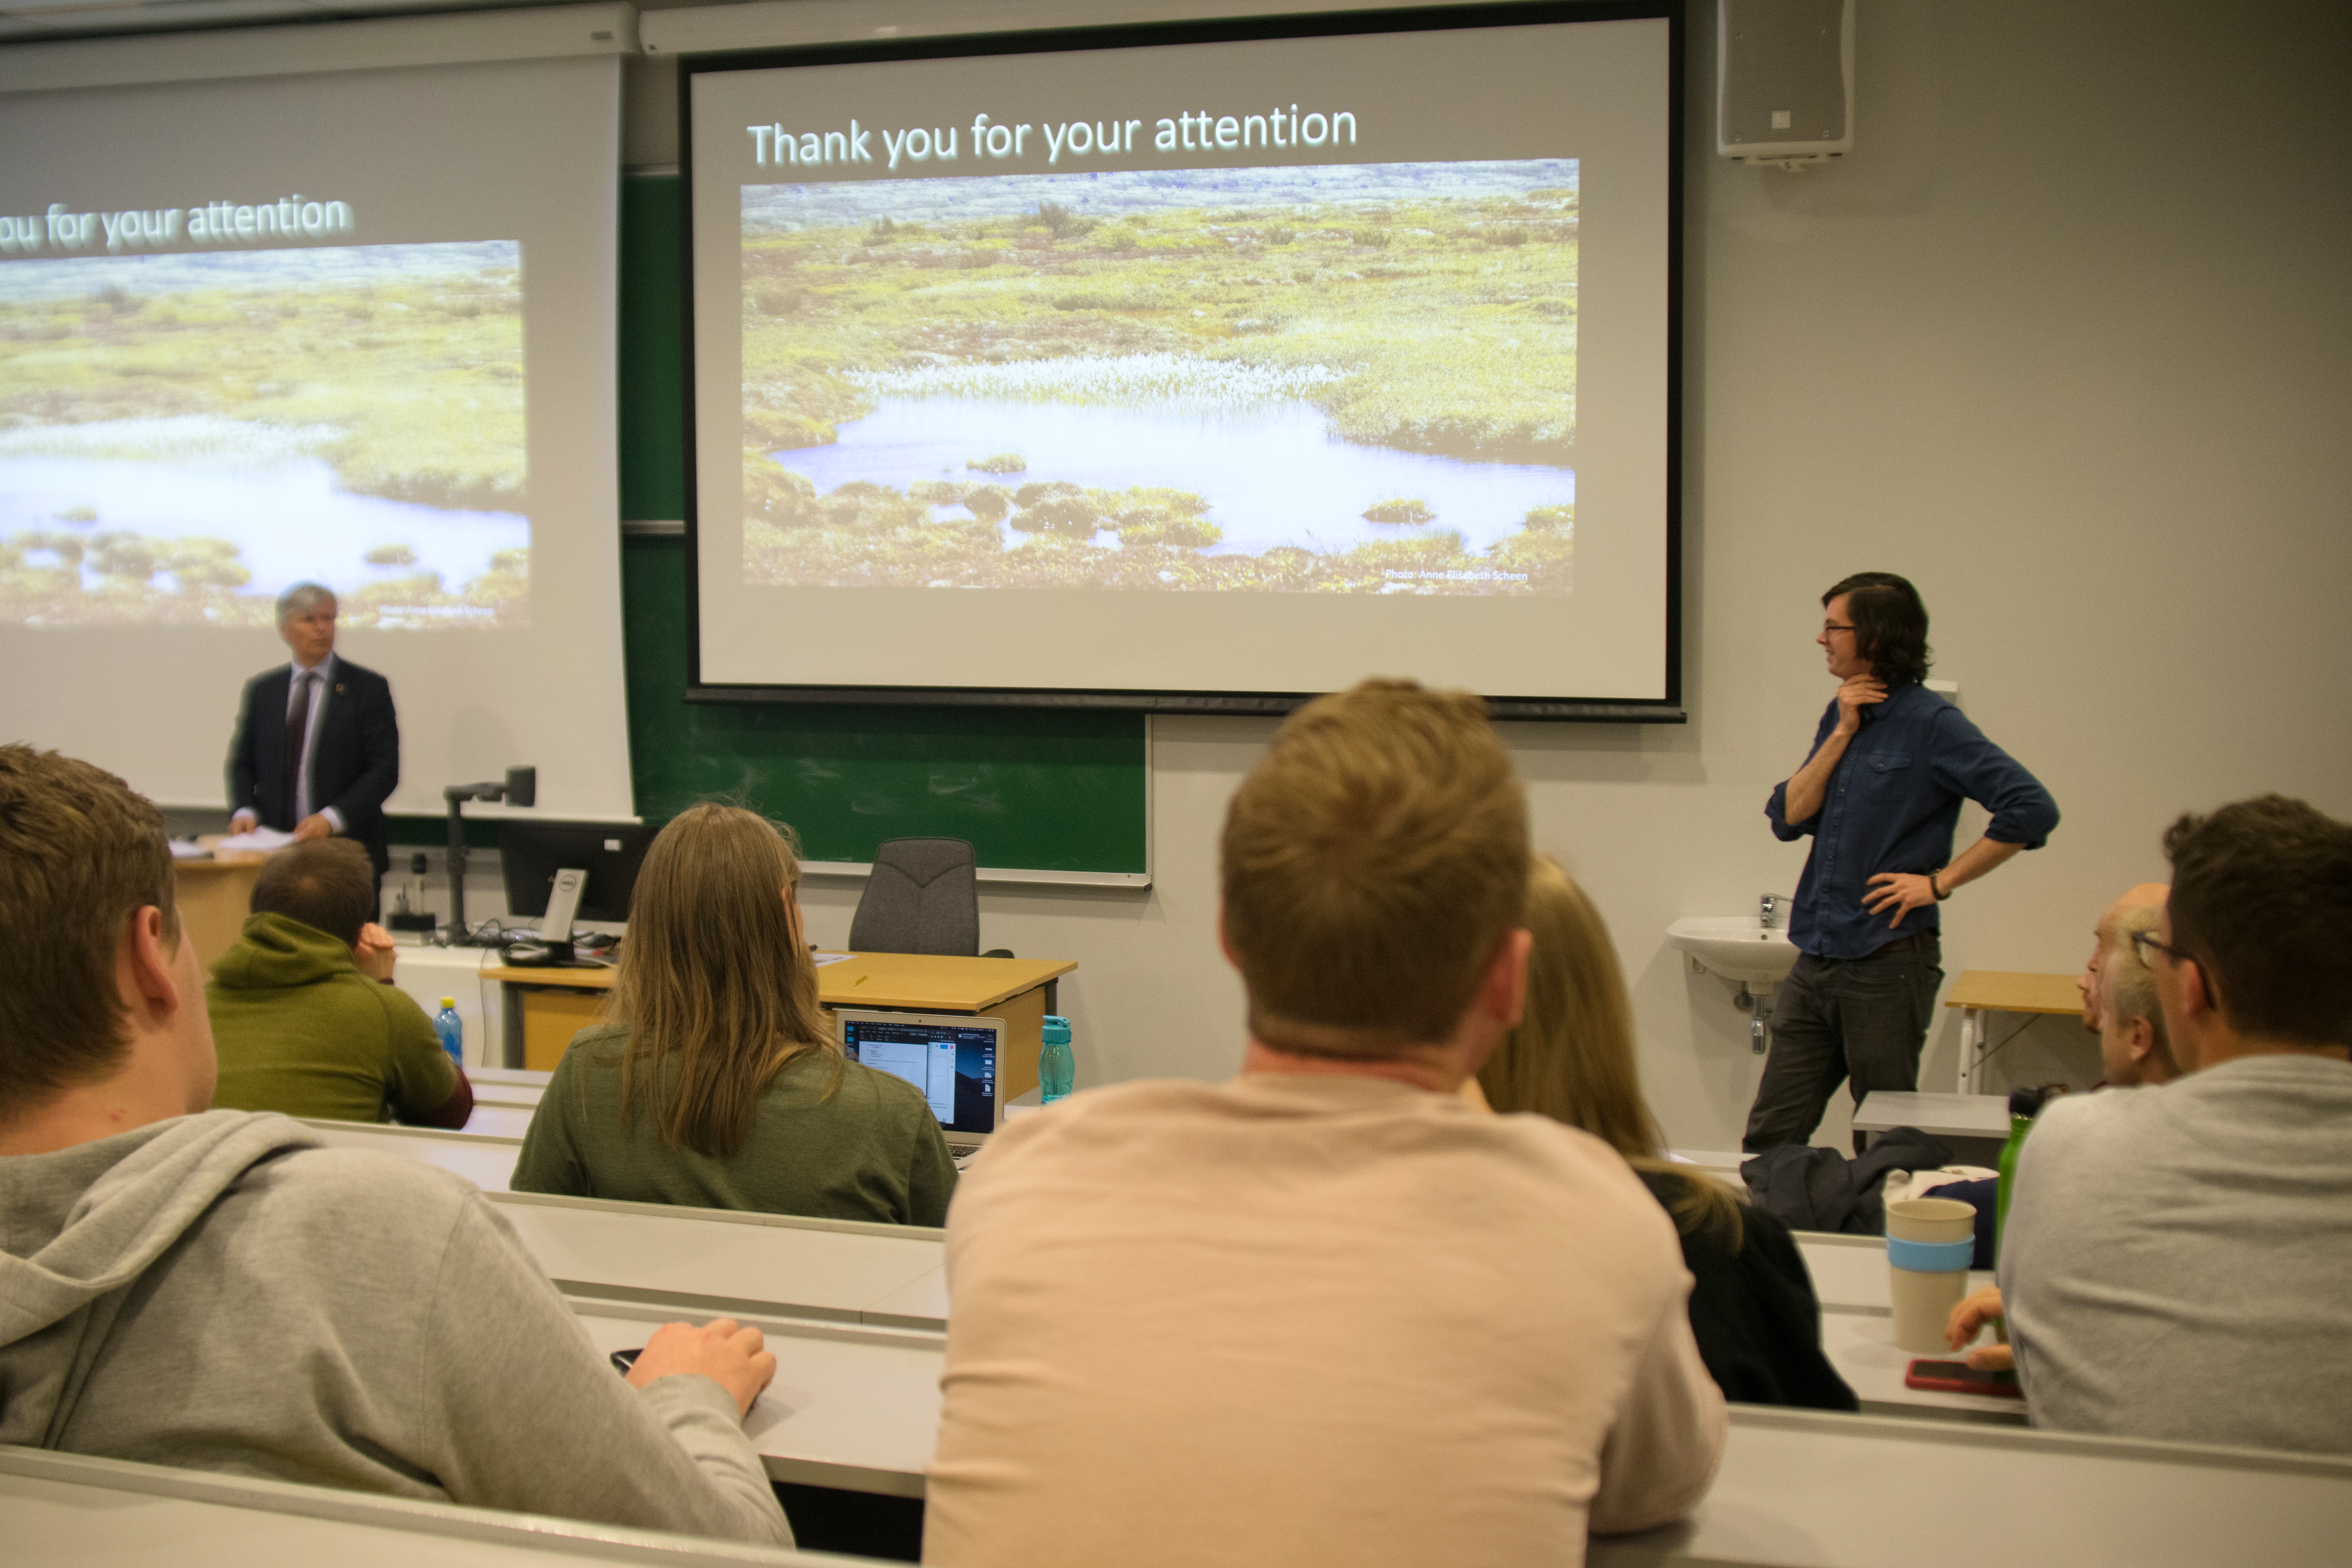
[1931,709,2058,849]
[1765,706,1838,842]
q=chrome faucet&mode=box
[1760,892,1784,929]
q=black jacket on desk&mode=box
[225,658,400,875]
[1639,1168,1859,1412]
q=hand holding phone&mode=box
[619,1318,778,1418]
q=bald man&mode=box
[2076,882,2168,1034]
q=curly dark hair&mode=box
[1824,572,1931,687]
[2163,795,2352,1049]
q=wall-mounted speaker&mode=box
[1717,0,1855,169]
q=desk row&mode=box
[18,1389,2350,1568]
[316,1120,2010,1424]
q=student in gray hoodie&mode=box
[0,744,793,1546]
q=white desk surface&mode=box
[299,1119,520,1192]
[494,1192,944,1327]
[466,1067,549,1109]
[463,1103,539,1138]
[570,1305,942,1497]
[1815,1308,2024,1423]
[861,1264,949,1328]
[1593,1406,2352,1568]
[1852,1091,2013,1138]
[0,1446,815,1568]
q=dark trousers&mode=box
[1742,935,1944,1154]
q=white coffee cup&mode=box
[1885,1196,1978,1354]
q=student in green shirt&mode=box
[208,837,472,1127]
[514,804,955,1227]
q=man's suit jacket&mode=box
[226,657,401,875]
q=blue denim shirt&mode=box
[1767,683,2058,961]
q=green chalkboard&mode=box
[621,537,1147,873]
[613,175,1148,877]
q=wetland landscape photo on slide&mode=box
[0,241,530,628]
[739,160,1578,595]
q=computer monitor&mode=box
[497,820,656,926]
[837,1011,1004,1150]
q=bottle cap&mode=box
[1042,1015,1071,1045]
[441,996,457,1009]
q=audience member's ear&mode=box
[1481,928,1534,1028]
[2178,955,2218,1024]
[2125,1016,2156,1067]
[123,906,183,1019]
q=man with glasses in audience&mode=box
[1945,884,2181,1369]
[1746,572,2059,1152]
[1998,796,2352,1454]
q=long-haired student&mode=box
[1480,855,1857,1410]
[514,804,955,1226]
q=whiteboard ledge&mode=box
[0,3,640,96]
[643,0,1465,56]
[802,860,1150,889]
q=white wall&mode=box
[789,0,2352,1150]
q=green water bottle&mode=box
[1039,1015,1074,1104]
[1993,1086,2043,1260]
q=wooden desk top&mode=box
[1944,969,2082,1016]
[488,950,1076,1013]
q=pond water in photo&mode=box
[766,396,1573,560]
[0,452,528,599]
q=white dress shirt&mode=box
[283,654,345,831]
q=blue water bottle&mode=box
[434,997,464,1068]
[1038,1015,1074,1104]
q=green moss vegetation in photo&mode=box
[0,241,529,627]
[737,161,1577,595]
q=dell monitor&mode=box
[497,820,657,926]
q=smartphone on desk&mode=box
[1905,1359,2023,1397]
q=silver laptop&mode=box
[837,1010,1005,1162]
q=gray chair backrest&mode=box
[848,837,980,956]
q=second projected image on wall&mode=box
[0,241,528,628]
[740,160,1576,594]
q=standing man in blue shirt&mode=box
[1744,573,2059,1152]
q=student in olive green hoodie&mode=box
[208,837,472,1127]
[514,804,955,1226]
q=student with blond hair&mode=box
[926,680,1723,1568]
[514,803,955,1226]
[1481,856,1855,1411]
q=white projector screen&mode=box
[686,5,1681,716]
[0,15,639,817]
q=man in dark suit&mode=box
[227,583,400,879]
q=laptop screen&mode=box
[840,1015,1000,1138]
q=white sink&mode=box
[1668,916,1800,986]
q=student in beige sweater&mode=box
[925,680,1725,1568]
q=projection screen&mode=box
[686,4,1681,716]
[0,8,639,818]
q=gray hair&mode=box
[2106,904,2176,1075]
[275,582,336,625]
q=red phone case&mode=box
[1904,1359,2024,1397]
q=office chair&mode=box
[847,838,1013,958]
